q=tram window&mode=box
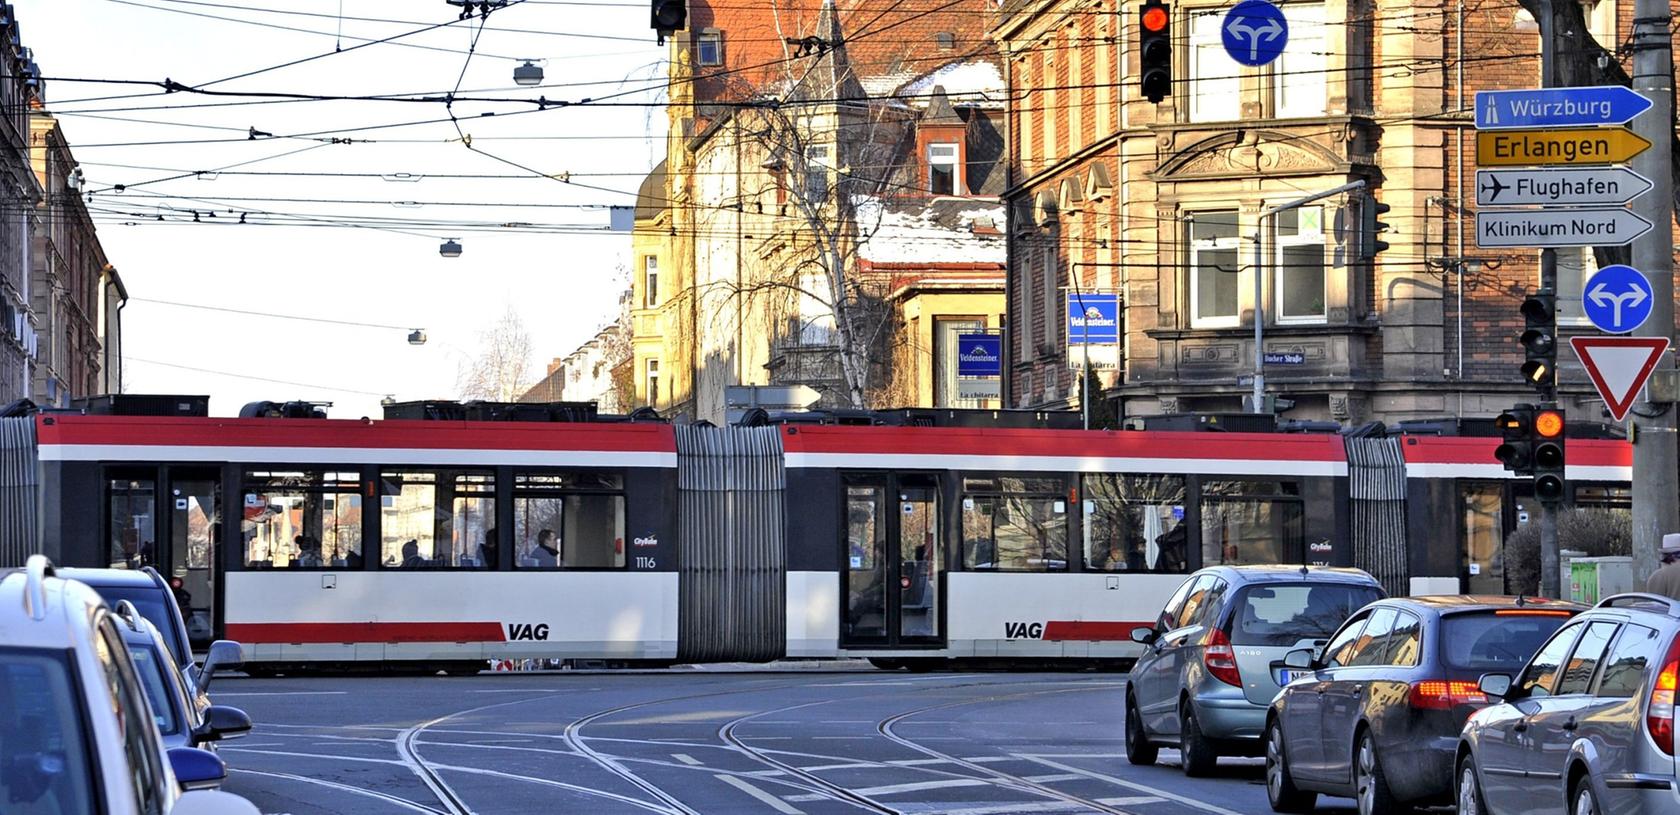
[241,470,363,569]
[960,477,1067,571]
[379,471,497,569]
[1200,480,1304,566]
[513,472,627,569]
[1081,474,1188,573]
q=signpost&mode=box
[955,333,1002,402]
[1475,127,1652,167]
[1221,0,1288,66]
[1570,336,1672,422]
[1475,167,1652,207]
[1582,264,1655,334]
[1067,292,1120,428]
[1474,208,1653,248]
[1475,85,1654,129]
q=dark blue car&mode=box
[1264,595,1584,815]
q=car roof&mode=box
[0,559,108,651]
[1197,565,1381,586]
[1581,593,1680,624]
[57,566,166,589]
[1379,594,1588,616]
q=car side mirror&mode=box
[194,705,252,743]
[1283,648,1315,670]
[197,640,244,695]
[1478,673,1513,700]
[168,746,227,792]
[1130,626,1158,645]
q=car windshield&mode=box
[1443,611,1573,671]
[129,644,182,736]
[1230,582,1383,646]
[88,587,187,665]
[0,648,95,815]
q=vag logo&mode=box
[1003,622,1044,639]
[507,623,550,641]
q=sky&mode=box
[14,0,668,417]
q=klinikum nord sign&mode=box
[1476,127,1652,166]
[1476,207,1653,248]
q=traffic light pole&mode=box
[1536,2,1561,598]
[1627,0,1677,583]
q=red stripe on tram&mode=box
[1040,621,1152,641]
[225,621,508,644]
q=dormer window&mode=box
[696,30,723,66]
[928,143,959,195]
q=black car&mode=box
[1263,595,1584,815]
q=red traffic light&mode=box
[1535,409,1564,438]
[1142,5,1168,31]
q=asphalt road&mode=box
[215,667,1361,815]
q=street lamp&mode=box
[408,329,428,345]
[513,60,544,86]
[380,395,396,407]
[439,239,462,258]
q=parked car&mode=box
[1458,593,1680,815]
[112,601,252,759]
[59,566,244,700]
[0,555,261,814]
[1125,565,1385,776]
[1263,595,1584,814]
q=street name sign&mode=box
[1474,167,1652,207]
[1570,336,1671,422]
[1582,264,1654,334]
[1475,207,1653,248]
[1476,127,1652,167]
[1221,0,1288,66]
[1263,352,1304,365]
[1475,86,1653,130]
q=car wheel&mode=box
[1457,754,1486,815]
[1125,694,1158,766]
[1179,705,1218,777]
[1572,777,1600,815]
[1265,718,1316,813]
[1354,730,1406,815]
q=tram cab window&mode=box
[1200,480,1304,566]
[960,476,1067,571]
[1081,474,1187,573]
[513,473,627,569]
[241,470,363,569]
[379,471,496,569]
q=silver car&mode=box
[1457,593,1680,815]
[1125,565,1384,775]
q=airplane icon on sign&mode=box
[1478,174,1508,202]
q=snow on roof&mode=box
[900,61,1004,107]
[854,196,1007,265]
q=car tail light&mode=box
[1648,634,1680,755]
[1203,627,1241,687]
[1409,680,1486,711]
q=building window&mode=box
[803,146,829,204]
[1041,246,1061,350]
[1188,209,1241,328]
[934,317,987,408]
[961,476,1068,571]
[1188,9,1240,121]
[928,143,959,195]
[696,30,723,66]
[1273,3,1327,118]
[1556,247,1598,325]
[646,359,660,405]
[935,31,955,49]
[1275,205,1326,323]
[643,255,659,307]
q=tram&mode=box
[0,397,1633,670]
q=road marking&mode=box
[852,778,991,796]
[714,773,805,814]
[1022,773,1084,782]
[672,753,704,766]
[886,758,952,766]
[812,736,875,740]
[1018,755,1246,815]
[961,756,1013,763]
[215,691,349,697]
[230,768,442,814]
[932,803,1088,815]
[784,793,827,802]
[797,762,877,771]
[1099,797,1167,805]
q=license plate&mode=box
[1275,668,1298,685]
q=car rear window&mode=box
[1229,583,1383,646]
[1442,611,1573,672]
[0,648,95,815]
[88,587,187,665]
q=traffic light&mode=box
[651,0,685,43]
[1520,288,1557,391]
[1139,0,1171,103]
[1359,193,1391,258]
[1533,406,1566,502]
[1494,404,1536,475]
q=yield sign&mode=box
[1570,336,1671,422]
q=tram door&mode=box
[104,465,221,647]
[842,474,943,648]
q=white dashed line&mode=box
[851,779,991,796]
[672,753,704,766]
[715,773,806,814]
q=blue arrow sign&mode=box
[1222,0,1289,67]
[1582,264,1653,334]
[1475,86,1652,130]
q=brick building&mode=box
[995,0,1675,426]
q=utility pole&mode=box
[1535,0,1561,598]
[1627,0,1677,583]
